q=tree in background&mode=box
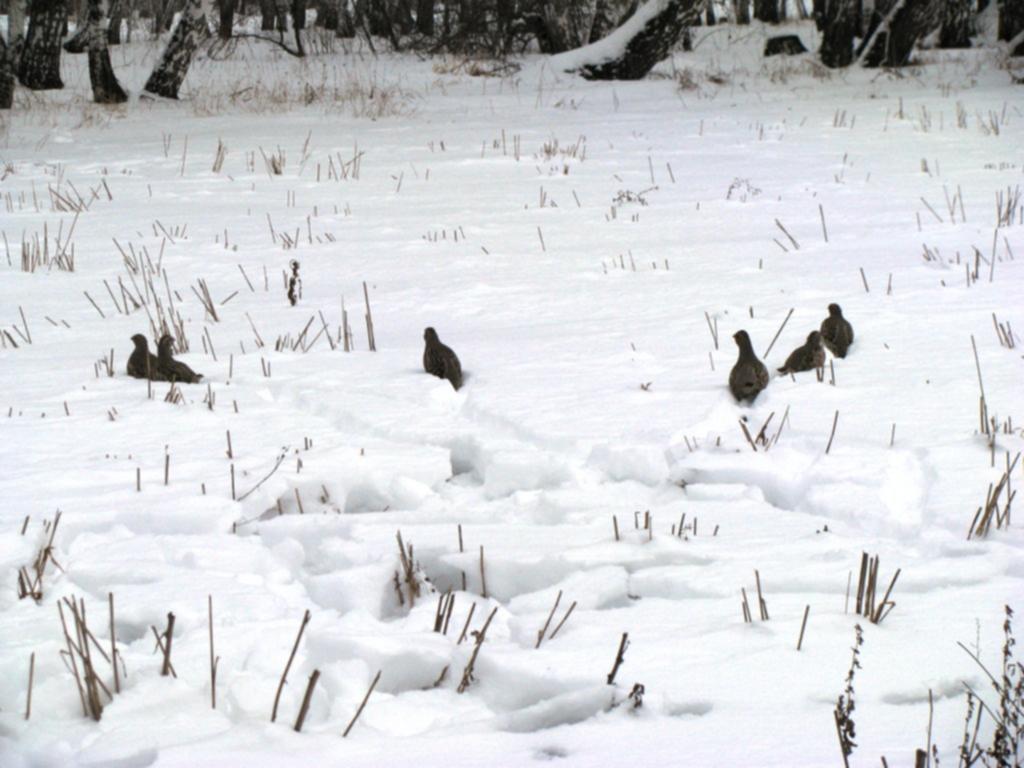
[939,0,971,47]
[18,0,66,89]
[754,0,780,23]
[106,0,124,44]
[1000,0,1024,55]
[859,0,942,67]
[84,0,128,101]
[0,36,15,108]
[557,0,701,80]
[143,0,209,98]
[819,0,855,66]
[218,0,234,38]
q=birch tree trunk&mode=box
[754,0,780,23]
[107,0,123,43]
[218,0,234,38]
[8,0,28,45]
[554,0,701,80]
[142,0,208,99]
[337,0,356,36]
[1000,0,1024,55]
[259,0,276,30]
[819,0,855,66]
[85,0,127,102]
[860,0,942,67]
[938,0,970,47]
[18,0,67,89]
[415,0,432,34]
[0,37,15,108]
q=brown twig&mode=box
[293,670,320,732]
[343,670,382,737]
[272,609,311,722]
[606,632,629,685]
[458,607,499,693]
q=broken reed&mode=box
[394,530,422,607]
[535,590,577,648]
[17,510,62,602]
[606,632,629,685]
[854,552,900,624]
[741,570,770,623]
[433,591,457,635]
[272,609,312,722]
[57,595,123,722]
[343,670,381,737]
[968,451,1019,539]
[457,607,498,694]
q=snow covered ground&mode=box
[1,22,1023,767]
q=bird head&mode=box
[828,303,842,317]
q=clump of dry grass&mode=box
[189,58,418,118]
[432,57,521,78]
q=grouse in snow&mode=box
[157,334,204,384]
[820,303,854,358]
[777,331,826,375]
[423,327,463,391]
[127,334,168,381]
[729,330,770,403]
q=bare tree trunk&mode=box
[860,0,942,67]
[542,0,598,51]
[558,0,701,80]
[143,0,206,98]
[318,0,339,28]
[1000,0,1024,55]
[0,37,15,108]
[813,0,825,28]
[754,0,779,22]
[85,0,128,101]
[292,0,306,29]
[457,0,481,34]
[819,0,855,66]
[259,0,275,29]
[415,0,432,34]
[337,0,355,35]
[734,0,750,23]
[705,0,716,24]
[8,0,28,45]
[275,0,289,32]
[218,0,233,37]
[394,0,414,33]
[19,0,66,89]
[938,0,970,46]
[106,0,123,42]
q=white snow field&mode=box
[1,22,1023,768]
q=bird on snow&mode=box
[423,327,463,391]
[157,334,204,384]
[729,330,770,403]
[777,331,826,375]
[127,334,168,381]
[820,303,854,358]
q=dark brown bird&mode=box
[127,334,168,381]
[729,330,769,403]
[157,334,203,384]
[423,327,462,391]
[778,331,826,375]
[820,303,854,358]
